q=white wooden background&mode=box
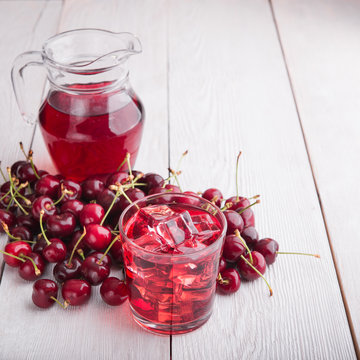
[0,0,358,359]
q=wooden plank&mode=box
[0,1,170,359]
[0,1,61,268]
[168,0,356,359]
[271,0,360,356]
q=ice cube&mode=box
[140,205,175,226]
[132,233,169,252]
[156,211,198,246]
[175,239,207,254]
[191,213,221,245]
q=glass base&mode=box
[130,305,212,335]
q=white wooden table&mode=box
[0,1,359,359]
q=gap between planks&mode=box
[268,0,359,357]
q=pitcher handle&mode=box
[11,51,44,125]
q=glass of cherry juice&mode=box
[120,192,227,335]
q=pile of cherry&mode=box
[0,147,319,309]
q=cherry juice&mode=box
[122,200,226,334]
[39,86,144,181]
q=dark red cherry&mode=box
[225,196,250,211]
[81,179,105,201]
[58,180,82,202]
[164,184,180,192]
[109,237,123,263]
[34,174,60,199]
[241,226,259,247]
[42,239,67,263]
[216,268,241,294]
[31,196,56,221]
[119,188,145,211]
[0,209,16,231]
[237,251,266,281]
[46,213,76,238]
[18,252,45,281]
[88,252,112,267]
[62,279,91,306]
[86,174,109,183]
[83,224,112,251]
[106,171,129,187]
[79,204,105,226]
[175,191,201,206]
[60,200,84,220]
[11,160,27,177]
[148,186,169,195]
[32,279,58,308]
[223,210,244,235]
[240,208,255,228]
[17,162,39,183]
[67,230,90,256]
[37,170,49,177]
[218,257,227,273]
[253,238,279,265]
[53,257,82,283]
[0,192,15,212]
[81,254,111,286]
[222,234,246,262]
[142,173,164,193]
[10,226,33,241]
[33,235,49,255]
[16,214,39,233]
[96,189,121,218]
[100,277,128,306]
[2,241,31,267]
[202,188,223,207]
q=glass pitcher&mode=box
[11,29,145,181]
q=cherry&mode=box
[60,199,84,220]
[96,189,121,218]
[100,277,128,306]
[34,174,60,199]
[32,279,59,308]
[33,235,49,255]
[241,226,259,247]
[240,208,255,228]
[11,160,27,177]
[81,178,105,201]
[1,241,31,267]
[148,186,170,195]
[164,184,180,192]
[16,214,39,233]
[253,238,279,265]
[237,251,266,281]
[53,257,82,283]
[17,162,39,183]
[218,257,227,273]
[42,239,67,263]
[87,251,112,267]
[58,180,82,202]
[119,188,145,211]
[31,196,56,221]
[222,234,246,262]
[223,210,244,235]
[81,253,111,285]
[106,171,129,187]
[67,230,90,256]
[109,237,123,263]
[202,188,223,207]
[79,203,105,226]
[38,170,49,177]
[142,173,164,193]
[0,209,16,232]
[18,252,45,281]
[46,212,76,238]
[10,226,33,241]
[62,279,91,306]
[84,224,112,251]
[216,268,241,294]
[225,196,250,211]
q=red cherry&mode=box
[240,208,255,228]
[32,279,58,308]
[0,209,16,231]
[60,200,84,220]
[253,238,279,265]
[11,160,27,178]
[225,196,250,211]
[53,257,83,283]
[223,210,244,235]
[81,179,105,201]
[84,224,112,251]
[109,237,123,263]
[2,241,31,267]
[79,204,105,226]
[33,236,48,255]
[46,213,76,238]
[17,162,39,183]
[31,196,56,221]
[10,226,33,242]
[100,277,128,306]
[218,257,227,273]
[67,230,90,256]
[42,239,67,263]
[0,192,16,212]
[142,173,164,194]
[222,234,246,262]
[18,252,45,281]
[16,214,39,233]
[119,188,145,212]
[216,268,241,294]
[96,189,122,218]
[62,279,91,306]
[34,174,60,199]
[106,171,129,187]
[237,251,266,281]
[202,188,223,207]
[80,253,111,286]
[58,180,82,202]
[241,226,259,247]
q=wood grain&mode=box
[272,0,360,356]
[168,0,356,358]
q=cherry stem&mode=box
[67,227,86,267]
[240,254,273,296]
[97,235,120,264]
[236,151,242,202]
[119,184,140,210]
[0,163,7,182]
[7,168,28,215]
[19,142,29,160]
[39,210,50,245]
[216,272,230,285]
[169,168,182,192]
[100,189,121,226]
[276,251,320,258]
[50,296,69,309]
[20,254,41,275]
[13,182,31,206]
[220,202,233,211]
[0,249,25,262]
[1,221,35,243]
[53,184,72,206]
[234,229,253,264]
[116,153,128,172]
[27,150,40,180]
[125,153,134,189]
[237,199,260,215]
[77,249,85,261]
[249,194,260,200]
[0,190,11,202]
[176,150,188,173]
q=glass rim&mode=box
[119,192,227,259]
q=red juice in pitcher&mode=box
[39,86,144,181]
